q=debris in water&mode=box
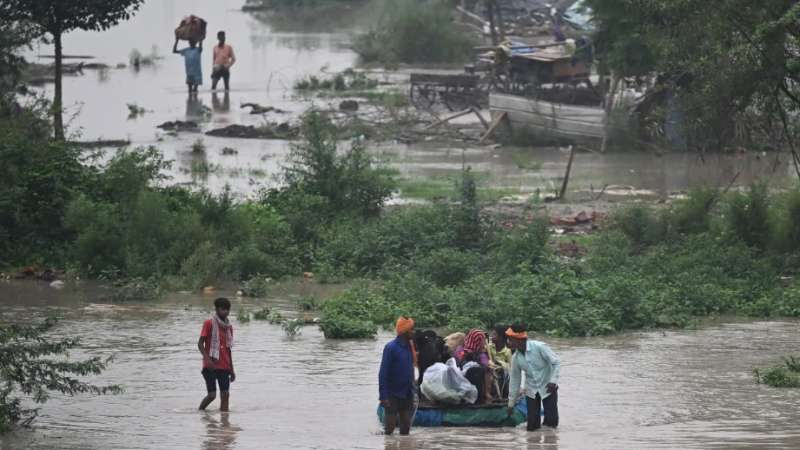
[205,123,298,139]
[221,147,238,155]
[241,103,286,114]
[157,120,199,132]
[339,100,359,112]
[49,280,66,290]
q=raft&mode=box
[377,398,530,428]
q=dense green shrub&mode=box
[612,204,666,248]
[352,0,476,64]
[668,186,717,234]
[0,112,86,265]
[489,218,549,274]
[414,248,482,286]
[319,284,390,338]
[755,356,800,388]
[728,183,771,249]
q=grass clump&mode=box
[294,69,378,92]
[252,307,272,321]
[352,0,476,65]
[282,318,303,338]
[237,309,252,323]
[755,356,800,388]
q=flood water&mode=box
[11,1,800,448]
[2,281,800,450]
[28,0,795,199]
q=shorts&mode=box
[211,65,230,81]
[202,368,231,393]
[385,396,413,414]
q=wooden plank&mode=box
[471,108,490,130]
[424,109,474,130]
[480,111,509,143]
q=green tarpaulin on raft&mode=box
[377,398,528,427]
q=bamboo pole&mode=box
[558,145,576,200]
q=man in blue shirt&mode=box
[506,324,561,431]
[379,316,416,435]
[173,38,203,94]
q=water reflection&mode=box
[186,94,208,121]
[201,412,241,450]
[526,430,559,449]
[212,92,231,113]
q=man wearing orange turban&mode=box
[506,324,560,431]
[379,316,416,435]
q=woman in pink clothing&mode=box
[211,30,236,91]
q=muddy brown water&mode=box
[13,2,800,447]
[28,0,796,200]
[2,280,800,449]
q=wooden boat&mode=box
[489,92,607,143]
[377,398,529,428]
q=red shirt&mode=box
[200,319,233,371]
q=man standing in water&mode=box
[211,31,236,91]
[379,316,416,435]
[174,37,203,94]
[198,297,236,411]
[506,324,560,431]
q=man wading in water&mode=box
[211,31,236,91]
[198,297,236,411]
[506,324,560,431]
[379,316,417,435]
[174,37,203,94]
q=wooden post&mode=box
[558,145,576,200]
[486,0,498,45]
[600,75,620,153]
[494,0,506,41]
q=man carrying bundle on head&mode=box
[506,324,560,431]
[378,316,417,435]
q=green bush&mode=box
[313,205,463,278]
[755,356,800,388]
[489,218,549,274]
[668,186,717,234]
[414,248,482,286]
[728,183,770,249]
[773,188,800,252]
[319,283,392,338]
[352,0,476,64]
[0,115,87,265]
[611,204,666,248]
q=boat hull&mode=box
[490,93,606,143]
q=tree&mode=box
[0,318,121,432]
[586,0,800,162]
[0,0,145,139]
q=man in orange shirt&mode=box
[198,297,236,411]
[211,31,236,91]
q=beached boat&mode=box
[377,398,529,428]
[489,92,606,143]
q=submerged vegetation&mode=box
[755,357,800,388]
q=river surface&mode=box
[28,0,796,200]
[1,281,800,450]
